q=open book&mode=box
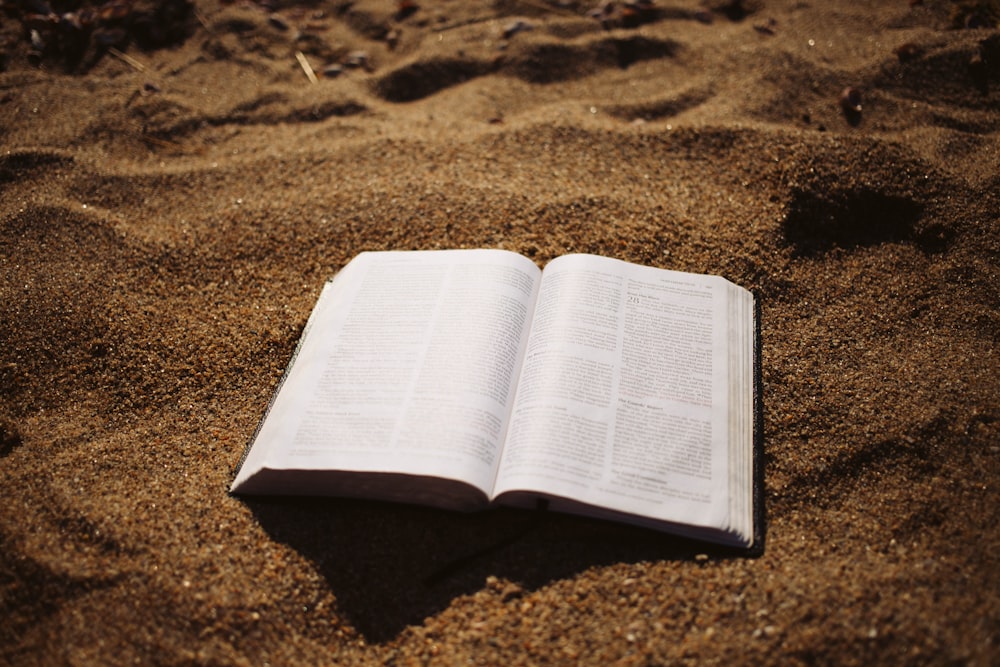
[232,250,761,548]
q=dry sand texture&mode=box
[1,0,999,664]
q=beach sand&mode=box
[2,0,998,664]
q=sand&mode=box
[1,0,998,664]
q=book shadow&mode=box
[245,497,764,643]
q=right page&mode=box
[492,254,755,546]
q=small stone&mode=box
[753,19,777,36]
[839,87,863,125]
[268,14,290,31]
[386,28,401,50]
[344,51,370,69]
[502,20,533,40]
[894,42,922,62]
[30,29,46,51]
[840,87,862,113]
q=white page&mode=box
[493,254,734,529]
[236,250,541,495]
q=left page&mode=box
[231,250,542,507]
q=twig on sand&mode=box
[296,51,318,85]
[194,9,212,32]
[108,47,147,72]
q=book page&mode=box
[493,254,735,529]
[237,250,541,496]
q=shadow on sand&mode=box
[245,497,761,642]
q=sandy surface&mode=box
[2,0,999,664]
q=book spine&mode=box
[229,279,335,489]
[749,290,766,556]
